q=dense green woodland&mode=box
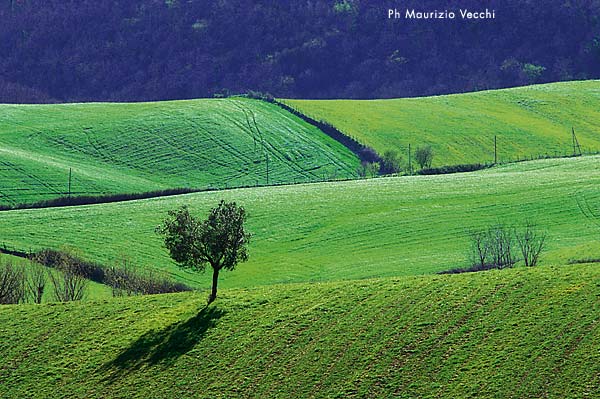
[1,0,600,102]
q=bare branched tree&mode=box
[470,231,490,270]
[26,261,47,304]
[488,225,517,269]
[515,221,547,267]
[0,259,25,304]
[49,252,88,302]
[468,224,517,270]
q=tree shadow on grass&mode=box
[101,306,225,383]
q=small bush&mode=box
[48,251,88,302]
[469,225,517,271]
[380,150,403,174]
[357,161,380,178]
[515,221,546,267]
[0,258,25,304]
[415,145,434,169]
[245,90,274,102]
[418,163,491,175]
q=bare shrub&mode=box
[515,221,546,267]
[0,259,25,304]
[487,225,517,269]
[469,225,517,270]
[357,161,380,178]
[470,231,490,270]
[106,257,191,297]
[49,252,88,302]
[26,261,46,304]
[105,257,137,297]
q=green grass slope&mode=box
[0,97,359,205]
[1,264,599,398]
[284,81,600,167]
[0,156,598,289]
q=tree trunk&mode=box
[208,267,219,304]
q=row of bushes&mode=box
[441,222,547,274]
[0,257,83,304]
[0,247,193,304]
[270,99,381,164]
[418,163,492,176]
[35,249,192,296]
[0,187,200,212]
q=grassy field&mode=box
[0,156,598,290]
[284,80,600,167]
[0,97,359,206]
[1,263,598,398]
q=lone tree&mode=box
[156,201,250,304]
[415,145,434,169]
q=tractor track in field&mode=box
[232,99,339,181]
[573,188,600,229]
[0,159,63,197]
[232,101,310,181]
[230,100,262,155]
[83,129,118,165]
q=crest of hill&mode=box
[285,81,600,167]
[0,97,359,206]
[0,264,598,398]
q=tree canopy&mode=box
[156,201,250,304]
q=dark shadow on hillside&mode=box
[101,306,225,383]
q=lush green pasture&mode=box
[285,80,600,167]
[0,156,598,290]
[1,264,598,398]
[0,98,359,205]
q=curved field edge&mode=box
[0,264,598,398]
[0,156,598,289]
[283,80,600,167]
[0,97,360,205]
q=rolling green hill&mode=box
[284,81,600,167]
[0,97,359,206]
[0,156,598,289]
[1,264,598,398]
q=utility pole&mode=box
[572,127,582,156]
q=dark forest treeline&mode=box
[1,0,599,103]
